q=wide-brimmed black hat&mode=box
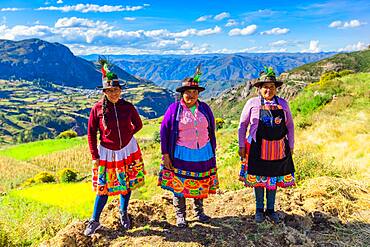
[96,57,125,89]
[175,64,205,92]
[176,77,205,92]
[252,66,283,88]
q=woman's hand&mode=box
[92,159,100,167]
[163,154,173,170]
[238,147,246,159]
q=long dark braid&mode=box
[102,95,108,131]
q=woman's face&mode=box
[260,82,276,100]
[182,89,199,107]
[103,86,121,103]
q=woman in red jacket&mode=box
[84,59,145,236]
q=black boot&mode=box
[120,211,131,230]
[173,196,187,228]
[194,198,211,223]
[255,208,265,223]
[266,209,279,224]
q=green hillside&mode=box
[289,49,370,80]
[0,79,174,144]
[209,49,370,120]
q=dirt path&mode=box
[41,178,370,247]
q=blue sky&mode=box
[0,0,369,55]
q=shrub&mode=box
[57,168,78,183]
[57,130,77,139]
[338,69,354,77]
[290,91,331,117]
[152,130,161,143]
[215,118,225,130]
[21,177,36,187]
[33,172,56,183]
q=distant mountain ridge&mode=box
[0,39,140,89]
[82,52,336,98]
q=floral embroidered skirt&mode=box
[92,137,145,196]
[239,139,295,190]
[158,142,219,198]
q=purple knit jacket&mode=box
[160,101,216,161]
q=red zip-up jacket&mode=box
[88,98,143,160]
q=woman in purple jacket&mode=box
[158,66,219,228]
[238,67,295,224]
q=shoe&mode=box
[255,209,265,223]
[84,219,101,236]
[120,211,131,230]
[193,199,210,223]
[266,210,279,224]
[196,213,211,223]
[176,216,188,228]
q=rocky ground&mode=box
[41,178,370,247]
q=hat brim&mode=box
[176,86,205,93]
[96,80,126,89]
[252,80,283,88]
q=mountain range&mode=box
[0,39,139,89]
[83,52,337,98]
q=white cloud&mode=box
[302,40,321,53]
[36,4,148,13]
[196,15,212,22]
[214,12,230,21]
[0,19,221,53]
[329,20,342,28]
[0,24,52,40]
[67,41,209,55]
[0,8,24,12]
[225,19,238,27]
[155,39,181,48]
[197,26,221,36]
[144,29,168,37]
[343,19,364,28]
[270,40,288,47]
[260,27,289,35]
[228,25,257,36]
[54,17,110,29]
[124,17,136,21]
[329,19,366,29]
[338,41,368,52]
[172,26,221,37]
[57,0,63,4]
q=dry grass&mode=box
[295,93,370,181]
[0,156,43,191]
[301,177,370,222]
[29,144,91,175]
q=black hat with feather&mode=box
[96,57,124,89]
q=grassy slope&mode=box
[0,137,86,160]
[0,73,369,245]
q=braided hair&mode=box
[102,95,108,131]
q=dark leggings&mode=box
[254,187,276,210]
[92,191,131,221]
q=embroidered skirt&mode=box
[92,137,145,196]
[239,138,295,190]
[158,142,219,198]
